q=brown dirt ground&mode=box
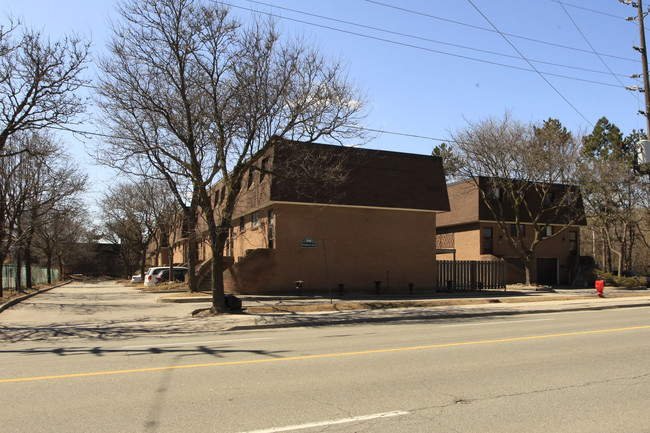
[122,281,649,316]
[0,283,53,304]
[203,292,649,315]
[131,281,192,292]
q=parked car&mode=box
[143,266,188,287]
[130,274,142,283]
[155,268,188,283]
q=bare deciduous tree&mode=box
[448,114,585,285]
[34,204,88,284]
[0,18,89,157]
[97,0,368,312]
[0,131,86,294]
[579,157,645,276]
[98,179,176,280]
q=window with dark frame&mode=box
[569,231,577,255]
[267,209,275,249]
[482,227,493,255]
[260,157,269,181]
[252,211,259,228]
[226,228,233,256]
[544,192,554,204]
[213,189,220,207]
[510,223,525,237]
[239,216,246,233]
[487,188,501,200]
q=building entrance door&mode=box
[537,258,558,285]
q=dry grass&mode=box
[241,297,560,314]
[128,281,192,292]
[241,292,647,314]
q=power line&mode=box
[225,2,626,89]
[557,1,641,104]
[549,0,627,20]
[49,121,450,147]
[466,0,593,126]
[364,0,637,63]
[245,0,630,79]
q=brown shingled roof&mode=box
[270,141,450,212]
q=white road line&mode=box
[122,337,275,349]
[440,318,554,328]
[241,411,409,433]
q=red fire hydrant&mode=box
[595,280,605,298]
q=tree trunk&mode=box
[46,252,53,284]
[24,233,33,289]
[210,233,228,313]
[140,247,147,282]
[57,253,64,280]
[602,228,612,273]
[0,252,5,297]
[185,206,199,292]
[627,225,635,271]
[16,248,22,293]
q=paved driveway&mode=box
[0,281,215,342]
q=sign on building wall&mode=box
[300,237,318,248]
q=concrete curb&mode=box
[226,300,650,331]
[0,280,72,314]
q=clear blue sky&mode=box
[2,0,647,207]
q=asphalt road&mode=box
[1,282,650,432]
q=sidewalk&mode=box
[3,282,650,336]
[161,287,650,331]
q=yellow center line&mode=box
[3,325,649,384]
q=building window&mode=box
[544,192,554,205]
[213,189,220,207]
[510,223,525,237]
[239,217,246,233]
[541,225,553,238]
[487,188,501,200]
[267,209,275,249]
[226,228,233,256]
[252,211,259,228]
[482,227,493,255]
[260,157,269,181]
[247,169,254,189]
[569,231,577,255]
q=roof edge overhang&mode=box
[232,200,446,219]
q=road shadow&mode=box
[0,342,290,359]
[0,316,226,343]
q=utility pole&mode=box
[622,0,650,167]
[636,0,650,134]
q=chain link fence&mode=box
[2,264,60,290]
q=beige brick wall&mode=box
[225,203,439,294]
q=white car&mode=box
[143,266,188,287]
[130,274,142,283]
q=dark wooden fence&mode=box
[436,260,506,291]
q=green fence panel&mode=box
[2,264,60,290]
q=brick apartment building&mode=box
[436,178,585,285]
[150,141,450,295]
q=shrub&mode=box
[594,270,646,288]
